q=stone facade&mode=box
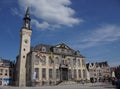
[26,43,87,86]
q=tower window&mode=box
[23,48,26,51]
[23,56,25,58]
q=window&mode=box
[5,70,8,76]
[35,55,40,65]
[68,58,71,66]
[56,57,59,64]
[56,69,59,79]
[35,68,39,79]
[82,59,85,67]
[42,56,46,65]
[42,68,46,79]
[64,60,67,65]
[73,69,76,79]
[49,69,53,79]
[78,70,81,78]
[23,48,26,51]
[61,49,64,54]
[83,70,86,78]
[68,69,72,79]
[9,70,12,77]
[73,59,76,66]
[42,47,46,52]
[78,59,80,67]
[23,56,25,58]
[61,60,64,65]
[49,56,53,65]
[0,69,3,75]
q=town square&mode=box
[0,0,120,89]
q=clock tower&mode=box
[17,7,32,86]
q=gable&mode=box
[55,43,73,50]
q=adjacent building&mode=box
[15,8,87,87]
[0,57,14,86]
[86,61,111,82]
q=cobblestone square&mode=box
[0,83,116,89]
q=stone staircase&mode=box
[58,81,77,85]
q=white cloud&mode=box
[82,24,120,42]
[18,0,82,29]
[71,24,120,49]
[32,19,50,30]
[31,19,60,30]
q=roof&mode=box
[0,57,14,67]
[31,43,85,58]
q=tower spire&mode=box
[23,7,31,30]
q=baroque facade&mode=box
[15,8,87,86]
[26,43,86,86]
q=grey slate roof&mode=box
[31,43,85,58]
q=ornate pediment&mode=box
[55,43,72,50]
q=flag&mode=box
[50,52,54,61]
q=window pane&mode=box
[35,68,39,79]
[56,69,59,79]
[56,57,59,64]
[42,56,46,65]
[49,69,53,79]
[68,58,71,66]
[78,59,80,67]
[42,68,46,79]
[74,69,76,79]
[78,70,81,78]
[73,59,76,66]
[83,70,86,78]
[68,69,72,79]
[35,55,39,65]
[49,56,53,65]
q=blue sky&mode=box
[0,0,120,66]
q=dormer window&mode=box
[42,46,46,52]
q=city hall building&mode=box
[15,8,87,87]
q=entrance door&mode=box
[61,68,68,80]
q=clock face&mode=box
[24,39,28,44]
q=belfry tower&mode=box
[17,7,32,86]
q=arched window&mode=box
[42,56,46,65]
[82,59,85,67]
[67,58,71,65]
[78,59,80,67]
[35,55,40,65]
[83,70,86,78]
[42,46,46,52]
[49,56,53,65]
[73,58,76,66]
[56,57,59,64]
[78,69,81,78]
